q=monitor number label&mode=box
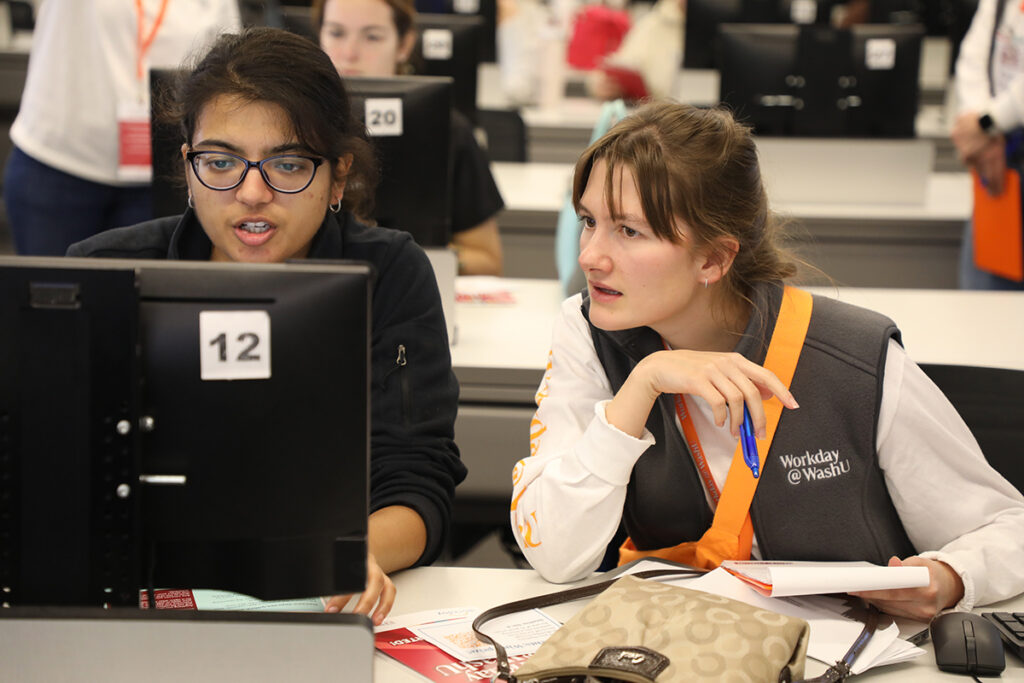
[365,98,404,136]
[199,310,271,380]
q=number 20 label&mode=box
[365,98,403,137]
[199,310,271,381]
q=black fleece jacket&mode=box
[67,209,466,566]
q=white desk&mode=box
[492,161,971,287]
[450,279,1024,503]
[377,566,1024,681]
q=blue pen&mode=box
[740,404,759,479]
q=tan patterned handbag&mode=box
[472,569,878,683]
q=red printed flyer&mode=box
[375,626,530,682]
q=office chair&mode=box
[477,108,527,162]
[920,363,1024,495]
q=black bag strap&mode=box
[471,568,881,683]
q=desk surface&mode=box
[452,279,1024,376]
[491,161,972,222]
[377,566,1024,681]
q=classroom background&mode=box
[0,0,1007,566]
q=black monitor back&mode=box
[415,13,483,124]
[0,257,371,606]
[717,22,922,137]
[717,24,801,135]
[150,68,188,219]
[346,75,454,247]
[416,0,498,62]
[684,0,826,68]
[847,23,922,137]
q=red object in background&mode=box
[567,6,631,70]
[600,64,650,101]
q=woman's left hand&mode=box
[322,552,396,626]
[849,555,965,621]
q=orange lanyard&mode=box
[661,338,721,504]
[669,393,721,505]
[135,0,171,81]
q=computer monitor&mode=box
[345,75,454,247]
[683,0,806,69]
[416,0,497,63]
[0,257,371,607]
[683,0,858,68]
[847,23,922,136]
[716,24,801,136]
[867,0,921,24]
[717,22,922,137]
[415,12,483,124]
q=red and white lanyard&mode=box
[135,0,170,81]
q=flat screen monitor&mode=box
[0,256,371,607]
[684,0,815,68]
[345,75,454,247]
[684,0,865,68]
[416,0,497,63]
[415,12,483,124]
[867,0,922,24]
[847,23,922,137]
[716,24,801,136]
[717,22,922,137]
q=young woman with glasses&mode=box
[66,27,466,624]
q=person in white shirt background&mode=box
[951,0,1024,290]
[3,0,240,255]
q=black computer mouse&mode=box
[930,612,1006,676]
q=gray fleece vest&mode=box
[586,282,917,564]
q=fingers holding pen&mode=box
[645,350,799,435]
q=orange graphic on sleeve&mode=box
[533,352,553,406]
[517,511,541,548]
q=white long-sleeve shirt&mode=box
[11,0,240,185]
[955,0,1024,128]
[510,294,1024,610]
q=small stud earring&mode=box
[704,278,709,289]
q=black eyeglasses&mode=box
[186,150,326,194]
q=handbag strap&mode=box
[472,568,702,682]
[473,568,882,683]
[797,603,881,683]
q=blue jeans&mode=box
[959,219,1024,291]
[3,146,153,255]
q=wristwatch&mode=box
[978,113,998,135]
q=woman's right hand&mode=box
[606,349,799,439]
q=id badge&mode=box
[117,100,153,182]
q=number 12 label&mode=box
[199,310,272,381]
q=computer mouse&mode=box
[930,612,1006,676]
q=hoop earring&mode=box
[187,194,195,210]
[329,198,343,214]
[704,278,709,289]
